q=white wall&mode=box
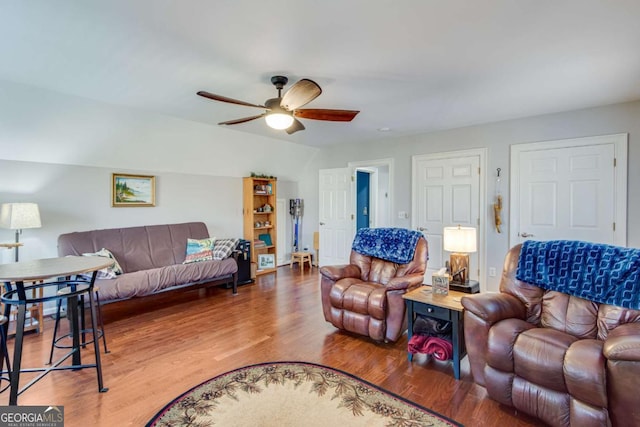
[0,159,303,263]
[0,79,319,180]
[305,100,640,291]
[2,77,639,293]
[0,80,317,262]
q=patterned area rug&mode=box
[147,361,462,427]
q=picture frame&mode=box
[257,253,275,270]
[112,173,156,207]
[432,273,450,295]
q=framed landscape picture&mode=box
[112,173,156,207]
[257,254,275,270]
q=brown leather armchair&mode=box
[462,244,640,427]
[320,236,428,342]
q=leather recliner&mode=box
[461,244,640,427]
[319,237,428,342]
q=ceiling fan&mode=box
[197,76,359,135]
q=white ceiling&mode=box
[2,1,640,147]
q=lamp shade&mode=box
[443,226,477,253]
[0,203,42,230]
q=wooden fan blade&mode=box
[294,109,359,122]
[218,114,265,125]
[197,91,265,109]
[285,118,305,135]
[280,79,322,111]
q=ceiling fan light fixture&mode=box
[265,111,294,130]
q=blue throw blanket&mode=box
[516,240,640,310]
[352,227,424,264]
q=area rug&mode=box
[146,361,462,427]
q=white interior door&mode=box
[412,152,481,284]
[510,134,627,247]
[319,168,354,266]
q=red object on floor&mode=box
[408,335,453,361]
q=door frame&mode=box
[349,158,394,228]
[411,148,487,288]
[509,133,628,248]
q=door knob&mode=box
[519,232,534,238]
[319,222,325,226]
[418,227,428,232]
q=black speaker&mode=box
[236,239,253,285]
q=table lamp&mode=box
[0,202,42,262]
[443,225,477,284]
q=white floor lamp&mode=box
[0,203,42,262]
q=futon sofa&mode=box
[58,222,239,302]
[461,241,640,427]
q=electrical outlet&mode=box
[489,267,497,277]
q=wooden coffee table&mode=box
[403,286,466,379]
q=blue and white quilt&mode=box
[352,227,424,264]
[516,240,640,310]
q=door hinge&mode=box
[614,158,617,167]
[478,167,481,175]
[351,214,354,220]
[351,175,355,182]
[613,222,616,231]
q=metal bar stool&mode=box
[1,277,108,404]
[0,315,11,393]
[48,286,109,365]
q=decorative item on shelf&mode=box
[253,184,272,195]
[255,221,263,228]
[264,220,271,226]
[250,172,278,180]
[443,225,477,284]
[263,204,272,212]
[494,168,502,233]
[0,202,42,262]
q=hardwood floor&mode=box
[2,267,540,426]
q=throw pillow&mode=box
[183,238,215,264]
[212,238,239,260]
[82,248,124,279]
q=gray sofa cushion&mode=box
[95,257,238,301]
[58,222,211,273]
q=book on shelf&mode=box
[258,233,273,246]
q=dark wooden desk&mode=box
[0,256,112,404]
[403,286,466,379]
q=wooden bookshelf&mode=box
[243,177,278,276]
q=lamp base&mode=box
[449,252,470,283]
[449,279,480,294]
